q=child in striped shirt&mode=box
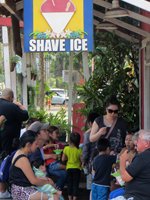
[32,159,64,200]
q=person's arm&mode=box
[89,121,107,142]
[44,153,57,160]
[16,156,54,186]
[62,152,67,162]
[43,143,58,150]
[120,150,133,182]
[82,132,90,165]
[13,102,29,121]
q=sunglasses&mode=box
[107,109,118,114]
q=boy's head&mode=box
[97,138,110,153]
[48,126,60,141]
[125,132,135,150]
[32,159,46,172]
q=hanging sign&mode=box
[24,0,93,52]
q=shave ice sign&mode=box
[24,0,93,52]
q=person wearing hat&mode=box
[28,121,50,162]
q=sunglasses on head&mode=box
[107,109,118,114]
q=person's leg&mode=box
[48,164,67,190]
[67,169,73,200]
[91,183,98,200]
[0,182,6,192]
[72,169,81,199]
[97,185,109,200]
[29,192,49,200]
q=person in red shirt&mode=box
[43,126,67,190]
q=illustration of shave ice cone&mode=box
[41,0,76,34]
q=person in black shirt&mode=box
[0,88,29,198]
[92,138,116,200]
[120,130,150,200]
[9,130,56,200]
[90,96,127,154]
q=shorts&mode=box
[11,184,38,200]
[47,161,61,171]
[91,183,109,200]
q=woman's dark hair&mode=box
[105,95,120,108]
[20,130,37,148]
[31,159,44,168]
[70,132,81,148]
[86,112,99,124]
[97,138,110,152]
[48,126,59,134]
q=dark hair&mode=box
[86,112,99,124]
[126,132,133,136]
[20,130,37,148]
[105,95,120,108]
[48,126,59,134]
[97,138,110,152]
[31,159,44,168]
[70,132,81,148]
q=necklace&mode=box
[104,115,113,127]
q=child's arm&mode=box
[44,153,58,160]
[92,166,95,178]
[62,153,67,162]
[43,143,59,150]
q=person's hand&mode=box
[120,149,128,163]
[98,127,107,136]
[53,144,59,149]
[46,177,54,186]
[0,115,6,123]
[13,101,26,110]
[51,154,58,159]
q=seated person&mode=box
[44,126,67,190]
[32,159,64,200]
[110,132,137,199]
[9,130,59,200]
[119,132,136,166]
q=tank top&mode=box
[9,154,32,187]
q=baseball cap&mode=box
[28,121,49,133]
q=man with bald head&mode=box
[0,88,29,198]
[0,88,29,154]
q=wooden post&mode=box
[22,53,28,108]
[68,52,74,129]
[9,27,17,97]
[2,26,11,88]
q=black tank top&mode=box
[9,154,32,187]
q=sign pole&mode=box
[68,52,74,131]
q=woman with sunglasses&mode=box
[90,96,127,154]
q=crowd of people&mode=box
[0,88,150,200]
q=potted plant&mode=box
[10,55,20,72]
[31,69,37,80]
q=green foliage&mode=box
[10,55,20,64]
[47,108,71,134]
[77,32,139,131]
[28,107,70,136]
[28,108,49,122]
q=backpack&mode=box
[0,151,16,182]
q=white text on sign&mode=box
[29,39,88,52]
